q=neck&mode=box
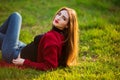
[52,26,63,34]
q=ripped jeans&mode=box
[0,12,26,63]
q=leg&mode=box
[0,33,4,49]
[0,33,26,50]
[0,12,19,49]
[1,12,26,63]
[0,14,11,34]
[0,15,12,49]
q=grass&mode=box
[0,0,120,80]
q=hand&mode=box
[12,58,25,65]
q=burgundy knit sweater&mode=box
[23,29,64,71]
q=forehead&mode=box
[59,10,69,19]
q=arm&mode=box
[13,45,59,71]
[13,34,59,71]
[23,45,59,71]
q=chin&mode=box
[53,24,58,27]
[53,22,56,26]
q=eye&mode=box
[57,12,61,16]
[62,16,66,21]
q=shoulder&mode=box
[41,30,64,44]
[45,30,63,40]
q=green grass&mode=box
[0,0,120,80]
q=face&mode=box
[53,10,69,30]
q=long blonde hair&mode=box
[54,7,79,67]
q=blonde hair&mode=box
[54,7,79,67]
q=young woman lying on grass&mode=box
[0,7,79,71]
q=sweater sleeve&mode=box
[23,33,59,71]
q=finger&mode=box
[12,59,18,63]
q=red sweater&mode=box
[23,30,64,71]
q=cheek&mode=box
[61,21,68,26]
[54,15,58,20]
[59,22,67,28]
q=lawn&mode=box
[0,0,120,80]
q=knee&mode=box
[10,12,22,20]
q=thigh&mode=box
[1,12,22,63]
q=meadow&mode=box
[0,0,120,80]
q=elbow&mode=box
[49,63,58,70]
[47,62,58,71]
[53,63,58,69]
[40,63,58,71]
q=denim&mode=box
[0,12,26,63]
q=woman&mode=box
[0,7,79,71]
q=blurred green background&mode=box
[0,0,120,80]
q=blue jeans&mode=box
[0,12,26,63]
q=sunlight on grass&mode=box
[0,0,120,80]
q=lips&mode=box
[55,20,59,23]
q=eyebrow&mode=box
[58,11,69,20]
